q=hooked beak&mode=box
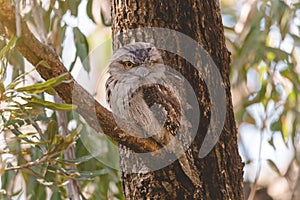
[135,66,150,77]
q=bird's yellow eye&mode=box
[124,61,134,68]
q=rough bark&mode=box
[112,0,244,199]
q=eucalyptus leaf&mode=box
[267,159,281,176]
[16,73,69,94]
[24,97,77,111]
[0,35,17,59]
[73,27,90,72]
[36,60,51,69]
[86,0,96,23]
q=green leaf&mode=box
[8,126,43,148]
[268,138,276,150]
[51,129,77,153]
[8,49,24,78]
[58,0,69,15]
[45,120,58,146]
[101,8,112,26]
[291,34,300,46]
[10,189,22,197]
[24,97,77,111]
[270,120,282,132]
[73,27,90,72]
[16,132,37,139]
[267,159,281,176]
[5,119,25,127]
[86,0,96,23]
[50,192,63,200]
[115,181,125,200]
[294,3,300,8]
[279,11,290,39]
[44,87,57,96]
[0,82,4,98]
[53,135,64,146]
[281,115,288,140]
[68,0,80,16]
[36,60,51,69]
[16,73,69,94]
[29,181,47,200]
[1,170,17,191]
[0,35,17,59]
[69,56,77,72]
[6,79,22,90]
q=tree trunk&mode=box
[111,0,244,199]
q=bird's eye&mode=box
[124,61,134,68]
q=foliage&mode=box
[0,0,121,199]
[222,0,300,198]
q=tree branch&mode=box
[0,0,160,153]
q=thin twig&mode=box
[55,95,86,200]
[5,151,54,171]
[247,118,267,200]
[247,132,263,200]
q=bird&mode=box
[105,42,201,186]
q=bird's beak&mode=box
[135,66,150,77]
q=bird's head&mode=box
[108,42,163,77]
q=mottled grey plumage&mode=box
[106,42,201,186]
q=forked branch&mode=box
[0,0,160,153]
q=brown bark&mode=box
[112,0,244,199]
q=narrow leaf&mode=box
[267,159,281,176]
[0,35,17,59]
[73,27,90,72]
[24,97,77,111]
[36,60,51,69]
[16,73,68,94]
[46,120,58,145]
[86,0,96,23]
